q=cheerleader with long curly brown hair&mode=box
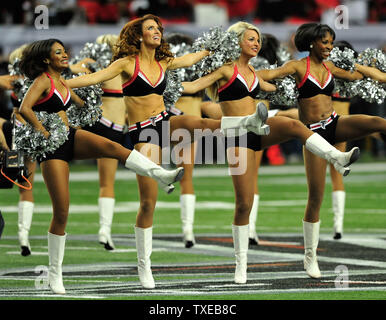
[17,38,191,294]
[67,14,270,289]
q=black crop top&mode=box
[297,56,335,99]
[218,64,260,102]
[34,72,71,113]
[122,56,166,97]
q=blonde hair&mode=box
[227,21,262,47]
[9,44,28,64]
[96,34,118,50]
[206,21,262,102]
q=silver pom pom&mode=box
[353,78,386,104]
[14,77,34,103]
[254,63,298,107]
[8,58,22,76]
[357,48,386,73]
[249,56,270,71]
[333,78,356,99]
[192,27,241,77]
[328,47,356,72]
[328,47,385,103]
[267,75,298,106]
[341,48,386,103]
[255,77,298,107]
[63,42,107,126]
[15,112,69,160]
[70,42,112,72]
[170,42,192,57]
[163,70,184,111]
[66,84,103,127]
[276,45,292,65]
[169,42,200,82]
[8,58,26,100]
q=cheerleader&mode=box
[80,34,127,251]
[257,23,386,279]
[18,38,187,294]
[166,33,206,249]
[182,21,362,284]
[66,14,270,289]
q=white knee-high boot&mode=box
[48,232,66,294]
[248,194,260,245]
[18,201,34,256]
[135,226,155,289]
[303,220,321,279]
[305,133,360,176]
[98,197,115,250]
[180,194,196,248]
[125,149,184,194]
[232,224,249,284]
[332,191,345,239]
[221,102,270,137]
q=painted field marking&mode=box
[206,283,270,288]
[322,280,386,285]
[1,231,386,299]
[5,247,166,255]
[27,163,386,182]
[6,251,48,256]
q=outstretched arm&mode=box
[182,66,224,94]
[168,50,210,70]
[324,61,363,81]
[66,59,126,88]
[257,60,298,81]
[69,57,96,74]
[0,74,19,90]
[354,64,386,83]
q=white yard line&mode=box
[27,162,386,182]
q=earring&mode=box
[139,38,143,42]
[310,44,313,48]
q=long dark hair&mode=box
[19,38,64,79]
[259,33,280,65]
[166,33,193,46]
[112,14,173,62]
[294,23,335,52]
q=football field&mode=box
[0,160,385,303]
